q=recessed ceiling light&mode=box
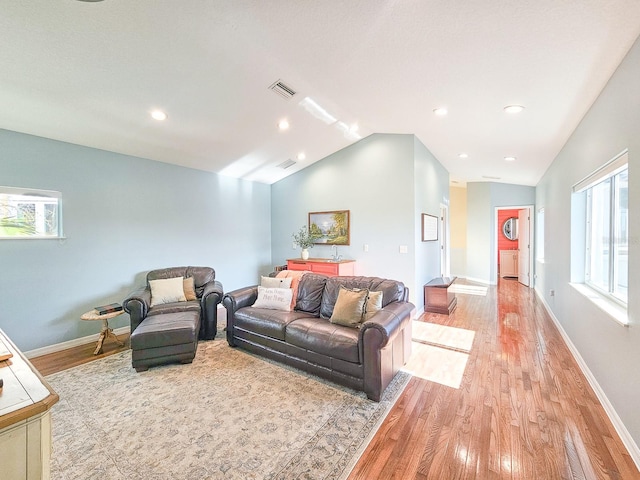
[150,110,167,121]
[296,152,306,161]
[458,153,469,159]
[504,156,517,161]
[278,119,290,130]
[433,107,448,116]
[503,105,525,114]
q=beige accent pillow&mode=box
[252,286,293,311]
[149,277,187,307]
[183,277,197,301]
[330,286,369,327]
[260,276,293,288]
[363,291,383,321]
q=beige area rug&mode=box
[46,339,410,480]
[403,322,476,389]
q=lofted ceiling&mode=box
[1,1,639,186]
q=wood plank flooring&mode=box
[30,279,639,479]
[348,279,640,479]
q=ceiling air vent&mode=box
[277,159,296,169]
[269,79,297,100]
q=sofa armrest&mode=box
[123,287,151,333]
[200,280,224,339]
[222,286,258,346]
[359,301,414,350]
[360,300,414,401]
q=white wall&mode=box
[536,36,640,447]
[0,129,272,351]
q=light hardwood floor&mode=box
[31,279,639,479]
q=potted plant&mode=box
[292,226,317,259]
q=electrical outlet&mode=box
[364,244,369,252]
[550,289,555,297]
[399,245,408,254]
[292,242,297,250]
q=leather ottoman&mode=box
[130,310,200,372]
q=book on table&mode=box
[94,303,123,315]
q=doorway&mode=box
[495,205,533,286]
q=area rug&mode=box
[46,339,410,480]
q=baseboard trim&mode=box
[24,326,131,359]
[535,288,640,470]
[463,275,494,286]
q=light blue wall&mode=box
[413,136,449,308]
[536,36,640,446]
[0,129,271,351]
[466,182,535,284]
[271,133,448,309]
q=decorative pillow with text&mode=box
[252,286,293,311]
[149,277,187,307]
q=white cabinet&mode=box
[0,329,58,480]
[500,250,518,278]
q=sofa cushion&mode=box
[330,286,368,327]
[235,307,314,341]
[295,274,327,315]
[321,276,406,318]
[148,300,201,317]
[131,311,199,350]
[286,317,360,364]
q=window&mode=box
[573,151,628,305]
[0,186,62,239]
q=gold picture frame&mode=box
[308,210,350,245]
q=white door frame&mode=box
[493,205,534,287]
[440,203,450,277]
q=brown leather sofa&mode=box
[223,274,414,401]
[123,266,223,371]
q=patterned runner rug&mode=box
[46,339,409,480]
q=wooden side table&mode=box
[424,276,458,315]
[80,309,126,355]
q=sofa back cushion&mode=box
[320,276,407,319]
[295,274,327,315]
[147,266,215,298]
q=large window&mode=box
[0,186,62,239]
[573,151,628,304]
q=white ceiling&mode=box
[2,1,639,186]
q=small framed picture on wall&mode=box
[421,213,438,241]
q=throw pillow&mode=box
[330,286,369,327]
[252,286,293,311]
[149,277,187,307]
[183,277,197,301]
[260,275,293,288]
[275,270,307,310]
[363,290,383,321]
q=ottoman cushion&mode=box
[131,311,199,350]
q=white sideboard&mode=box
[0,329,58,480]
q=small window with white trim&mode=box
[0,186,63,239]
[572,151,628,305]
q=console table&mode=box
[0,329,59,479]
[424,276,458,315]
[287,258,355,276]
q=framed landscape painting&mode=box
[309,210,350,245]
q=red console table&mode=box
[287,258,355,276]
[424,276,457,314]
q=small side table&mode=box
[424,276,458,315]
[80,309,126,355]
